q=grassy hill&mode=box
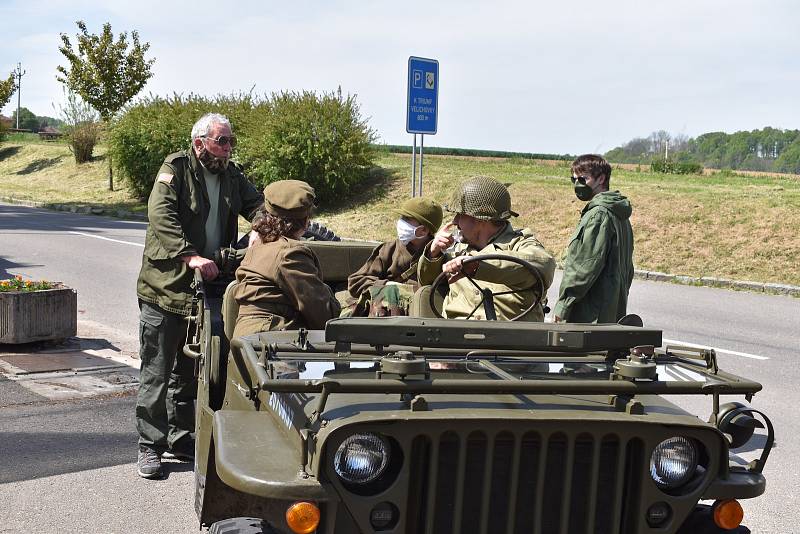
[2,139,799,286]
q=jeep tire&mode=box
[208,517,279,534]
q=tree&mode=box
[57,21,155,189]
[0,72,15,112]
[55,89,100,163]
[10,107,39,131]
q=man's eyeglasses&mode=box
[202,135,237,148]
[571,175,588,184]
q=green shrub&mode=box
[650,159,703,175]
[109,94,220,199]
[237,88,377,200]
[109,90,376,203]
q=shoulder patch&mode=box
[157,173,174,185]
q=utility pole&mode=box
[13,63,25,129]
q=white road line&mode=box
[662,338,769,360]
[68,231,144,247]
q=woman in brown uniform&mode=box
[232,180,340,339]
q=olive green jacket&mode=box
[418,223,556,321]
[232,237,340,338]
[554,190,634,323]
[136,149,263,315]
[347,239,428,298]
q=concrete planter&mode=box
[0,287,77,344]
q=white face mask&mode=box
[396,219,423,245]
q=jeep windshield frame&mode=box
[228,318,762,416]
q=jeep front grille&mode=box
[405,429,645,534]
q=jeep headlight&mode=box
[334,433,390,484]
[650,437,698,489]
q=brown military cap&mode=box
[263,180,316,219]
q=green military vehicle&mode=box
[185,242,773,534]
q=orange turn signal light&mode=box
[713,499,744,530]
[286,501,320,534]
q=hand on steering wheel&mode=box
[429,253,544,321]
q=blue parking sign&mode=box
[406,56,438,134]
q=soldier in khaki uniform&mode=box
[418,176,556,321]
[345,198,443,315]
[136,113,263,479]
[233,180,340,339]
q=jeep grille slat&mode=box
[405,429,643,534]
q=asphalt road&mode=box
[1,202,798,533]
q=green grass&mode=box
[0,141,145,213]
[2,140,799,286]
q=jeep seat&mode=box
[409,285,443,318]
[222,280,239,343]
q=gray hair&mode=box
[191,113,232,140]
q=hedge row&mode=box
[377,144,573,161]
[650,159,704,175]
[109,90,377,202]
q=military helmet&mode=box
[394,197,443,234]
[445,176,519,220]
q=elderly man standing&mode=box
[135,113,263,479]
[418,176,556,321]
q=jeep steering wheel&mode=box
[428,253,544,321]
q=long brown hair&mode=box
[251,204,307,243]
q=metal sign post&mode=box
[411,134,417,197]
[418,134,424,196]
[406,56,438,197]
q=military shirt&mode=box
[418,223,556,321]
[347,239,428,298]
[232,237,341,338]
[136,149,263,315]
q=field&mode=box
[2,140,800,286]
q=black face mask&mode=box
[196,145,229,174]
[574,183,594,201]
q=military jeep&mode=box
[185,241,773,534]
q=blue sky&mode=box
[1,0,798,154]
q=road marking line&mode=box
[68,231,144,247]
[662,338,769,360]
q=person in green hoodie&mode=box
[554,154,634,323]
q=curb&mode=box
[633,269,800,297]
[0,195,148,221]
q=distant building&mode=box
[0,115,12,128]
[38,126,63,141]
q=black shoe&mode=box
[137,446,163,479]
[162,437,195,461]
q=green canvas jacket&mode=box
[136,149,263,315]
[418,223,556,321]
[554,190,634,323]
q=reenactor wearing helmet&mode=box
[418,176,556,321]
[232,180,341,339]
[344,197,443,316]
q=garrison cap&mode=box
[445,176,519,221]
[394,197,443,235]
[263,180,316,219]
